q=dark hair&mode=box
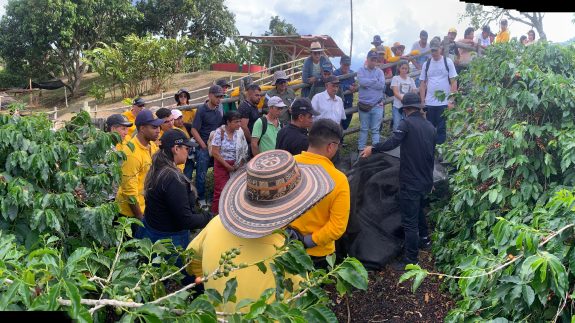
[308,119,343,148]
[464,27,475,37]
[500,19,508,25]
[223,111,241,124]
[528,30,535,37]
[420,30,428,38]
[398,60,409,70]
[156,107,171,119]
[520,35,527,43]
[247,84,261,92]
[145,149,190,197]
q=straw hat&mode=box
[219,150,334,239]
[391,42,405,52]
[310,41,324,52]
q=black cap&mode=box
[401,92,421,109]
[290,98,320,116]
[135,110,164,127]
[340,55,352,65]
[133,98,145,106]
[215,79,231,88]
[159,129,198,149]
[209,85,225,96]
[324,75,340,84]
[106,114,133,129]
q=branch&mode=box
[504,12,534,27]
[105,230,125,283]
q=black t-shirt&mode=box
[275,123,309,156]
[238,100,260,132]
[192,103,223,143]
[144,170,211,232]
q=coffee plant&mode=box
[401,42,575,322]
[0,111,368,321]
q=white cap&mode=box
[171,109,183,119]
[267,96,287,108]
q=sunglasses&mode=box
[276,79,288,85]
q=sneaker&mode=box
[198,199,208,209]
[419,237,432,250]
[391,259,418,272]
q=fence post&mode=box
[161,91,164,108]
[64,87,68,108]
[53,106,57,120]
[83,101,90,113]
[94,105,98,118]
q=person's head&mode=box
[272,70,290,93]
[106,114,132,140]
[500,19,508,31]
[429,37,442,59]
[310,41,324,63]
[290,98,318,129]
[223,110,242,131]
[527,30,535,41]
[398,60,410,76]
[324,76,340,97]
[174,89,190,106]
[321,62,333,79]
[392,42,405,56]
[400,92,422,116]
[366,50,379,69]
[520,35,528,44]
[216,79,231,93]
[464,27,475,39]
[308,119,342,160]
[447,27,457,41]
[419,30,428,45]
[218,149,334,238]
[134,109,163,142]
[482,25,491,38]
[171,109,184,128]
[339,55,351,73]
[159,129,198,165]
[208,85,225,107]
[156,107,174,132]
[371,35,383,46]
[266,96,287,119]
[131,98,146,116]
[246,84,262,105]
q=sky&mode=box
[0,0,573,69]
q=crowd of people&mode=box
[102,22,523,308]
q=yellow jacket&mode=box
[290,151,350,257]
[495,30,510,43]
[116,136,158,216]
[122,110,137,139]
[186,216,302,312]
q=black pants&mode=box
[398,189,429,263]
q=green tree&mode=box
[257,16,299,67]
[135,0,195,39]
[0,0,142,96]
[461,5,547,41]
[187,0,238,46]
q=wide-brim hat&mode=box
[219,150,334,239]
[310,41,324,52]
[371,35,383,45]
[392,42,405,52]
[272,70,291,85]
[174,88,190,103]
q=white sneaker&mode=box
[198,199,208,208]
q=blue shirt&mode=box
[192,103,223,143]
[357,66,385,106]
[333,68,355,107]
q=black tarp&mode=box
[31,79,65,90]
[337,150,448,270]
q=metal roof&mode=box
[236,35,347,58]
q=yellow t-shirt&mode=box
[116,136,158,217]
[495,30,510,43]
[122,110,137,139]
[187,216,302,312]
[290,151,351,257]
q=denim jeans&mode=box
[425,105,447,144]
[398,189,429,264]
[392,106,404,131]
[195,147,210,201]
[358,106,384,151]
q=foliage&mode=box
[85,35,197,98]
[0,69,26,89]
[460,6,547,40]
[0,0,142,96]
[402,42,575,321]
[187,0,238,46]
[135,0,196,39]
[88,83,106,102]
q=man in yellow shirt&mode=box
[105,114,133,151]
[122,98,146,138]
[187,150,334,312]
[116,109,163,224]
[288,119,351,267]
[495,19,510,43]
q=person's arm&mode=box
[211,132,235,172]
[447,58,458,93]
[119,148,144,219]
[372,69,386,91]
[190,128,205,149]
[374,121,407,152]
[309,178,350,248]
[302,58,316,84]
[165,175,212,230]
[419,63,428,105]
[357,69,377,88]
[191,108,206,148]
[250,119,262,156]
[391,77,402,101]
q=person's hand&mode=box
[447,100,455,109]
[200,143,207,150]
[285,227,305,243]
[226,164,236,173]
[360,146,373,158]
[308,76,317,84]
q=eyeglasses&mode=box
[276,80,288,85]
[177,145,190,152]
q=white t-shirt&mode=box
[311,91,346,124]
[411,41,432,66]
[419,56,458,106]
[475,33,491,47]
[390,75,417,108]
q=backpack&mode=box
[258,116,268,143]
[207,126,225,157]
[424,56,452,86]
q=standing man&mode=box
[311,76,346,126]
[238,84,262,144]
[333,55,356,130]
[276,98,318,155]
[302,42,331,98]
[360,93,436,270]
[250,96,285,156]
[357,50,386,153]
[105,114,133,150]
[116,109,163,222]
[266,70,296,127]
[411,30,431,71]
[191,85,224,208]
[123,98,145,138]
[288,119,350,267]
[419,37,457,145]
[444,28,458,62]
[495,19,510,43]
[475,25,492,50]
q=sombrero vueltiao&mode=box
[219,150,334,239]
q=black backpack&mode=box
[424,56,452,86]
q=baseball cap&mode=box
[106,114,133,129]
[429,37,441,50]
[290,98,319,116]
[448,27,457,34]
[209,85,225,97]
[159,129,198,149]
[367,50,379,59]
[324,75,340,84]
[133,98,145,106]
[267,96,287,108]
[171,109,183,119]
[135,109,164,127]
[321,62,333,72]
[340,55,351,65]
[216,79,231,88]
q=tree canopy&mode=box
[135,0,196,39]
[461,5,547,40]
